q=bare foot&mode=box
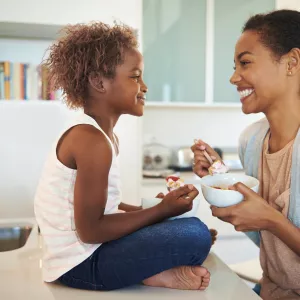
[143,266,210,290]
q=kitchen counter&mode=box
[142,170,245,186]
[0,218,261,299]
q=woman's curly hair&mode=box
[45,22,138,109]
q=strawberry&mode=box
[166,175,180,182]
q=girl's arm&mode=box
[118,202,142,212]
[70,126,197,244]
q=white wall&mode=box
[142,106,263,149]
[0,0,143,65]
[276,0,300,10]
[0,102,142,218]
[0,0,142,30]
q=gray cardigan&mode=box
[238,118,300,246]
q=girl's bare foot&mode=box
[143,266,210,290]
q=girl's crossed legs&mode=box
[59,217,212,291]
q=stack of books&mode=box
[0,61,61,100]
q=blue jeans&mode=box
[58,217,212,291]
[253,283,261,295]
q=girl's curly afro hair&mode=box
[45,22,138,109]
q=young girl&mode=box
[192,9,300,299]
[34,22,212,291]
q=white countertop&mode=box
[0,218,261,300]
[142,171,245,186]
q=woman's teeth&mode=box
[239,89,254,98]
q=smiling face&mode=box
[107,48,148,117]
[230,30,289,114]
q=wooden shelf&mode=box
[0,21,63,40]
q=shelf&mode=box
[0,100,242,109]
[0,21,63,40]
[145,102,242,109]
[0,100,61,105]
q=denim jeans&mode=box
[253,283,261,296]
[58,217,212,291]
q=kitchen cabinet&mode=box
[143,0,275,106]
[213,0,275,103]
[143,0,206,103]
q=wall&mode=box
[276,0,300,10]
[0,102,142,218]
[0,0,143,66]
[142,106,263,149]
[0,0,142,29]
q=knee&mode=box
[177,218,212,253]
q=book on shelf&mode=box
[0,61,62,101]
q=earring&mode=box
[288,71,292,75]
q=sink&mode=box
[0,223,32,252]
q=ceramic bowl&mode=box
[200,173,259,207]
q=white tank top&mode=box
[34,113,121,282]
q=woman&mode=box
[192,9,300,299]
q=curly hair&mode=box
[243,9,300,60]
[45,22,138,109]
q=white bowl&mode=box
[141,197,200,220]
[200,173,259,207]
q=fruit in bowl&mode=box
[166,175,184,191]
[200,173,259,207]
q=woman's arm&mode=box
[211,182,300,256]
[268,212,300,256]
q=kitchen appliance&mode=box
[142,142,174,177]
[170,146,224,171]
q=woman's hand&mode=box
[210,182,278,232]
[191,139,222,178]
[159,185,199,218]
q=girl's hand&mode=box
[159,185,199,218]
[210,182,277,232]
[191,139,222,178]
